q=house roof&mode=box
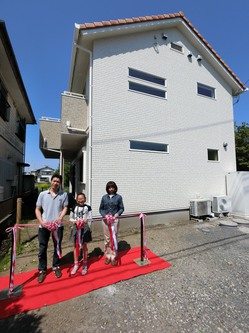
[72,11,246,95]
[0,20,36,124]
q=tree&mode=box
[235,122,249,171]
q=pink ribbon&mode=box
[44,222,62,259]
[76,220,85,254]
[5,225,24,296]
[107,216,118,251]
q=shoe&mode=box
[38,270,46,283]
[105,259,111,265]
[111,260,117,266]
[53,266,62,278]
[71,265,79,275]
[82,265,87,276]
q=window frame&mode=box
[128,67,167,99]
[197,83,216,99]
[207,149,219,161]
[130,140,169,153]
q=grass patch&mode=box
[35,183,50,193]
[0,253,10,272]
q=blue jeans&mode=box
[38,226,64,271]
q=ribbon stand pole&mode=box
[0,225,23,300]
[134,214,150,266]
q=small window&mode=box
[198,83,215,99]
[208,149,219,161]
[170,42,183,52]
[129,68,165,86]
[129,82,166,98]
[130,140,168,153]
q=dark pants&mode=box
[38,226,64,271]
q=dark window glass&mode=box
[0,81,10,122]
[130,140,168,152]
[129,82,165,98]
[198,83,215,98]
[129,68,165,86]
[208,149,219,161]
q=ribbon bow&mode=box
[77,220,85,229]
[107,216,115,225]
[45,221,59,231]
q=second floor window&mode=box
[197,83,215,99]
[128,68,167,99]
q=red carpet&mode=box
[0,247,171,319]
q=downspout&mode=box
[74,43,93,205]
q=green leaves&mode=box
[235,122,249,171]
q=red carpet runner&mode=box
[0,247,171,319]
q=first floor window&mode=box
[208,149,219,161]
[130,140,168,153]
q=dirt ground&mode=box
[0,217,145,277]
[1,216,249,333]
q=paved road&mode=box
[0,217,249,333]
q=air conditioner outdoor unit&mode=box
[212,196,231,214]
[190,199,211,217]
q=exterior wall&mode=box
[0,93,25,199]
[61,93,87,132]
[90,28,236,216]
[40,118,61,150]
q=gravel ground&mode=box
[0,217,249,333]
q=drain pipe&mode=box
[74,42,93,205]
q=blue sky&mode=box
[1,0,249,170]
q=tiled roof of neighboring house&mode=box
[78,11,246,91]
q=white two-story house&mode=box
[40,12,247,221]
[0,20,36,223]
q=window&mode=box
[128,68,167,99]
[130,140,168,153]
[15,116,26,142]
[170,42,183,53]
[208,149,219,161]
[197,83,215,99]
[129,82,166,98]
[129,68,165,86]
[0,81,10,121]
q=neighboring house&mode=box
[39,12,247,220]
[28,166,55,183]
[0,20,36,223]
